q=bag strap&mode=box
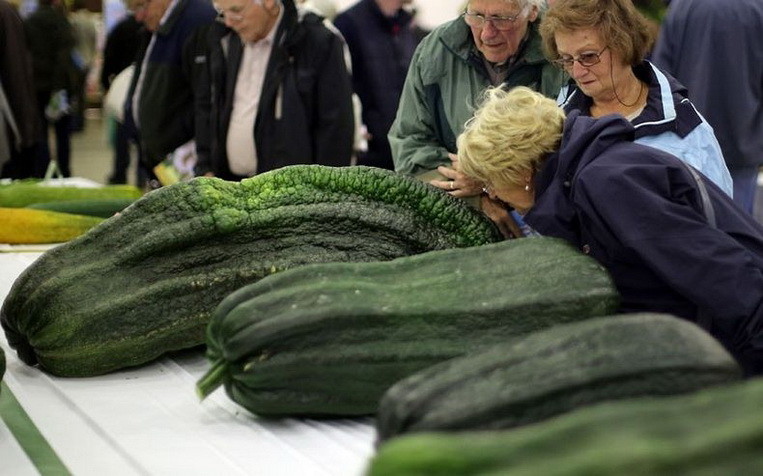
[678,160,715,329]
[679,160,716,227]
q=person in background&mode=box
[68,0,98,132]
[101,0,146,184]
[652,0,763,215]
[0,0,39,179]
[192,0,354,180]
[539,0,732,197]
[458,86,763,376]
[123,0,216,180]
[388,0,565,238]
[334,0,426,170]
[632,0,667,45]
[24,0,76,177]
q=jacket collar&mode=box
[558,61,700,139]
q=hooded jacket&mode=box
[525,111,763,374]
[558,61,733,196]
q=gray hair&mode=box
[466,0,547,11]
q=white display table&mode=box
[0,249,375,476]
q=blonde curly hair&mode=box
[457,86,565,189]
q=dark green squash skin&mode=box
[375,313,742,443]
[0,165,502,377]
[368,378,763,476]
[197,237,620,417]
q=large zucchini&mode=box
[0,347,4,391]
[0,165,501,377]
[196,237,619,417]
[368,378,763,476]
[0,181,142,207]
[27,198,137,218]
[0,208,105,244]
[376,313,741,443]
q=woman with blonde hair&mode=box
[538,0,732,196]
[458,86,763,376]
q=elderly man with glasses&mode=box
[192,0,354,180]
[388,0,564,238]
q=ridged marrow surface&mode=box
[197,237,620,417]
[376,313,741,443]
[368,378,763,476]
[0,165,502,377]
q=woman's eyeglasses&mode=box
[462,6,529,31]
[553,46,609,70]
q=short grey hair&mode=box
[466,0,547,11]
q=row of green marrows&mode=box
[0,180,142,243]
[0,165,758,474]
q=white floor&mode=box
[69,108,138,186]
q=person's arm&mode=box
[388,45,451,176]
[183,25,213,176]
[578,162,763,373]
[100,29,117,91]
[53,15,76,94]
[312,28,355,166]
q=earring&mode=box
[525,183,530,192]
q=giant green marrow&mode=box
[0,165,501,377]
[376,313,741,443]
[0,347,5,391]
[0,181,142,207]
[368,378,763,476]
[196,237,619,417]
[27,198,137,218]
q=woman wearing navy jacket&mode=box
[457,86,763,375]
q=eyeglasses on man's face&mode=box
[462,6,529,31]
[214,0,261,23]
[553,46,609,70]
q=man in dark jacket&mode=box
[652,0,763,215]
[124,0,216,170]
[0,0,39,178]
[334,0,425,170]
[193,0,354,179]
